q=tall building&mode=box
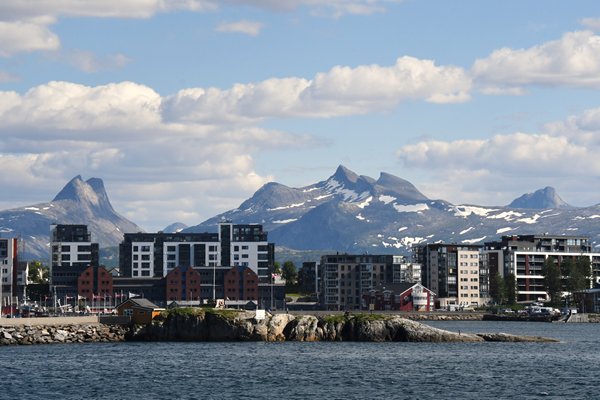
[119,222,275,303]
[413,243,485,309]
[0,237,18,315]
[483,235,600,302]
[50,224,99,299]
[320,254,394,311]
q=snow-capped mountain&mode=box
[184,165,600,254]
[0,176,144,260]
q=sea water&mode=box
[1,321,597,399]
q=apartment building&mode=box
[413,243,485,309]
[50,224,99,299]
[320,254,394,310]
[119,223,274,282]
[483,235,600,302]
[0,237,18,315]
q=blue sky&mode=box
[1,0,600,231]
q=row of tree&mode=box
[542,256,591,306]
[489,273,517,305]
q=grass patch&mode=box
[162,307,205,318]
[205,308,242,320]
[351,313,391,322]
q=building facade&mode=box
[320,254,400,311]
[77,266,114,302]
[224,266,259,301]
[0,237,18,315]
[483,235,600,302]
[362,283,435,312]
[50,224,100,300]
[414,243,486,309]
[165,266,202,302]
[119,223,275,285]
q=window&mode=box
[141,245,151,252]
[242,254,248,259]
[209,245,217,252]
[133,246,139,252]
[242,245,249,250]
[61,245,70,252]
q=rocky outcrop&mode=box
[127,311,558,343]
[0,324,127,346]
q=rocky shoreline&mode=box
[128,311,558,343]
[1,311,561,346]
[0,324,127,346]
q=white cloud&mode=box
[0,1,215,21]
[0,70,19,83]
[162,56,471,123]
[0,80,316,230]
[580,18,600,31]
[216,20,264,36]
[396,108,600,207]
[221,0,400,17]
[0,19,60,56]
[473,30,600,91]
[0,0,399,57]
[67,50,131,73]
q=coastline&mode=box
[3,310,593,346]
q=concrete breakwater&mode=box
[129,311,558,343]
[0,323,128,346]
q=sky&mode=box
[2,0,600,232]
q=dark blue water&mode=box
[1,322,597,399]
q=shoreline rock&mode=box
[1,312,561,345]
[128,311,559,343]
[0,324,127,346]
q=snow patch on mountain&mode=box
[462,236,487,244]
[496,227,513,234]
[268,202,306,211]
[517,214,540,224]
[273,218,297,224]
[487,211,523,221]
[356,196,373,209]
[379,195,396,205]
[453,205,498,217]
[393,203,429,213]
[460,227,474,235]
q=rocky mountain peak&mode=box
[331,165,360,184]
[508,186,571,209]
[374,172,429,202]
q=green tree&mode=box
[504,273,517,305]
[281,261,298,285]
[573,257,592,291]
[28,261,49,284]
[542,256,562,306]
[489,273,506,304]
[272,261,282,275]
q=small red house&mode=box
[363,283,435,312]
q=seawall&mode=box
[0,323,127,345]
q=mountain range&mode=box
[184,165,600,253]
[2,166,600,263]
[0,176,143,261]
